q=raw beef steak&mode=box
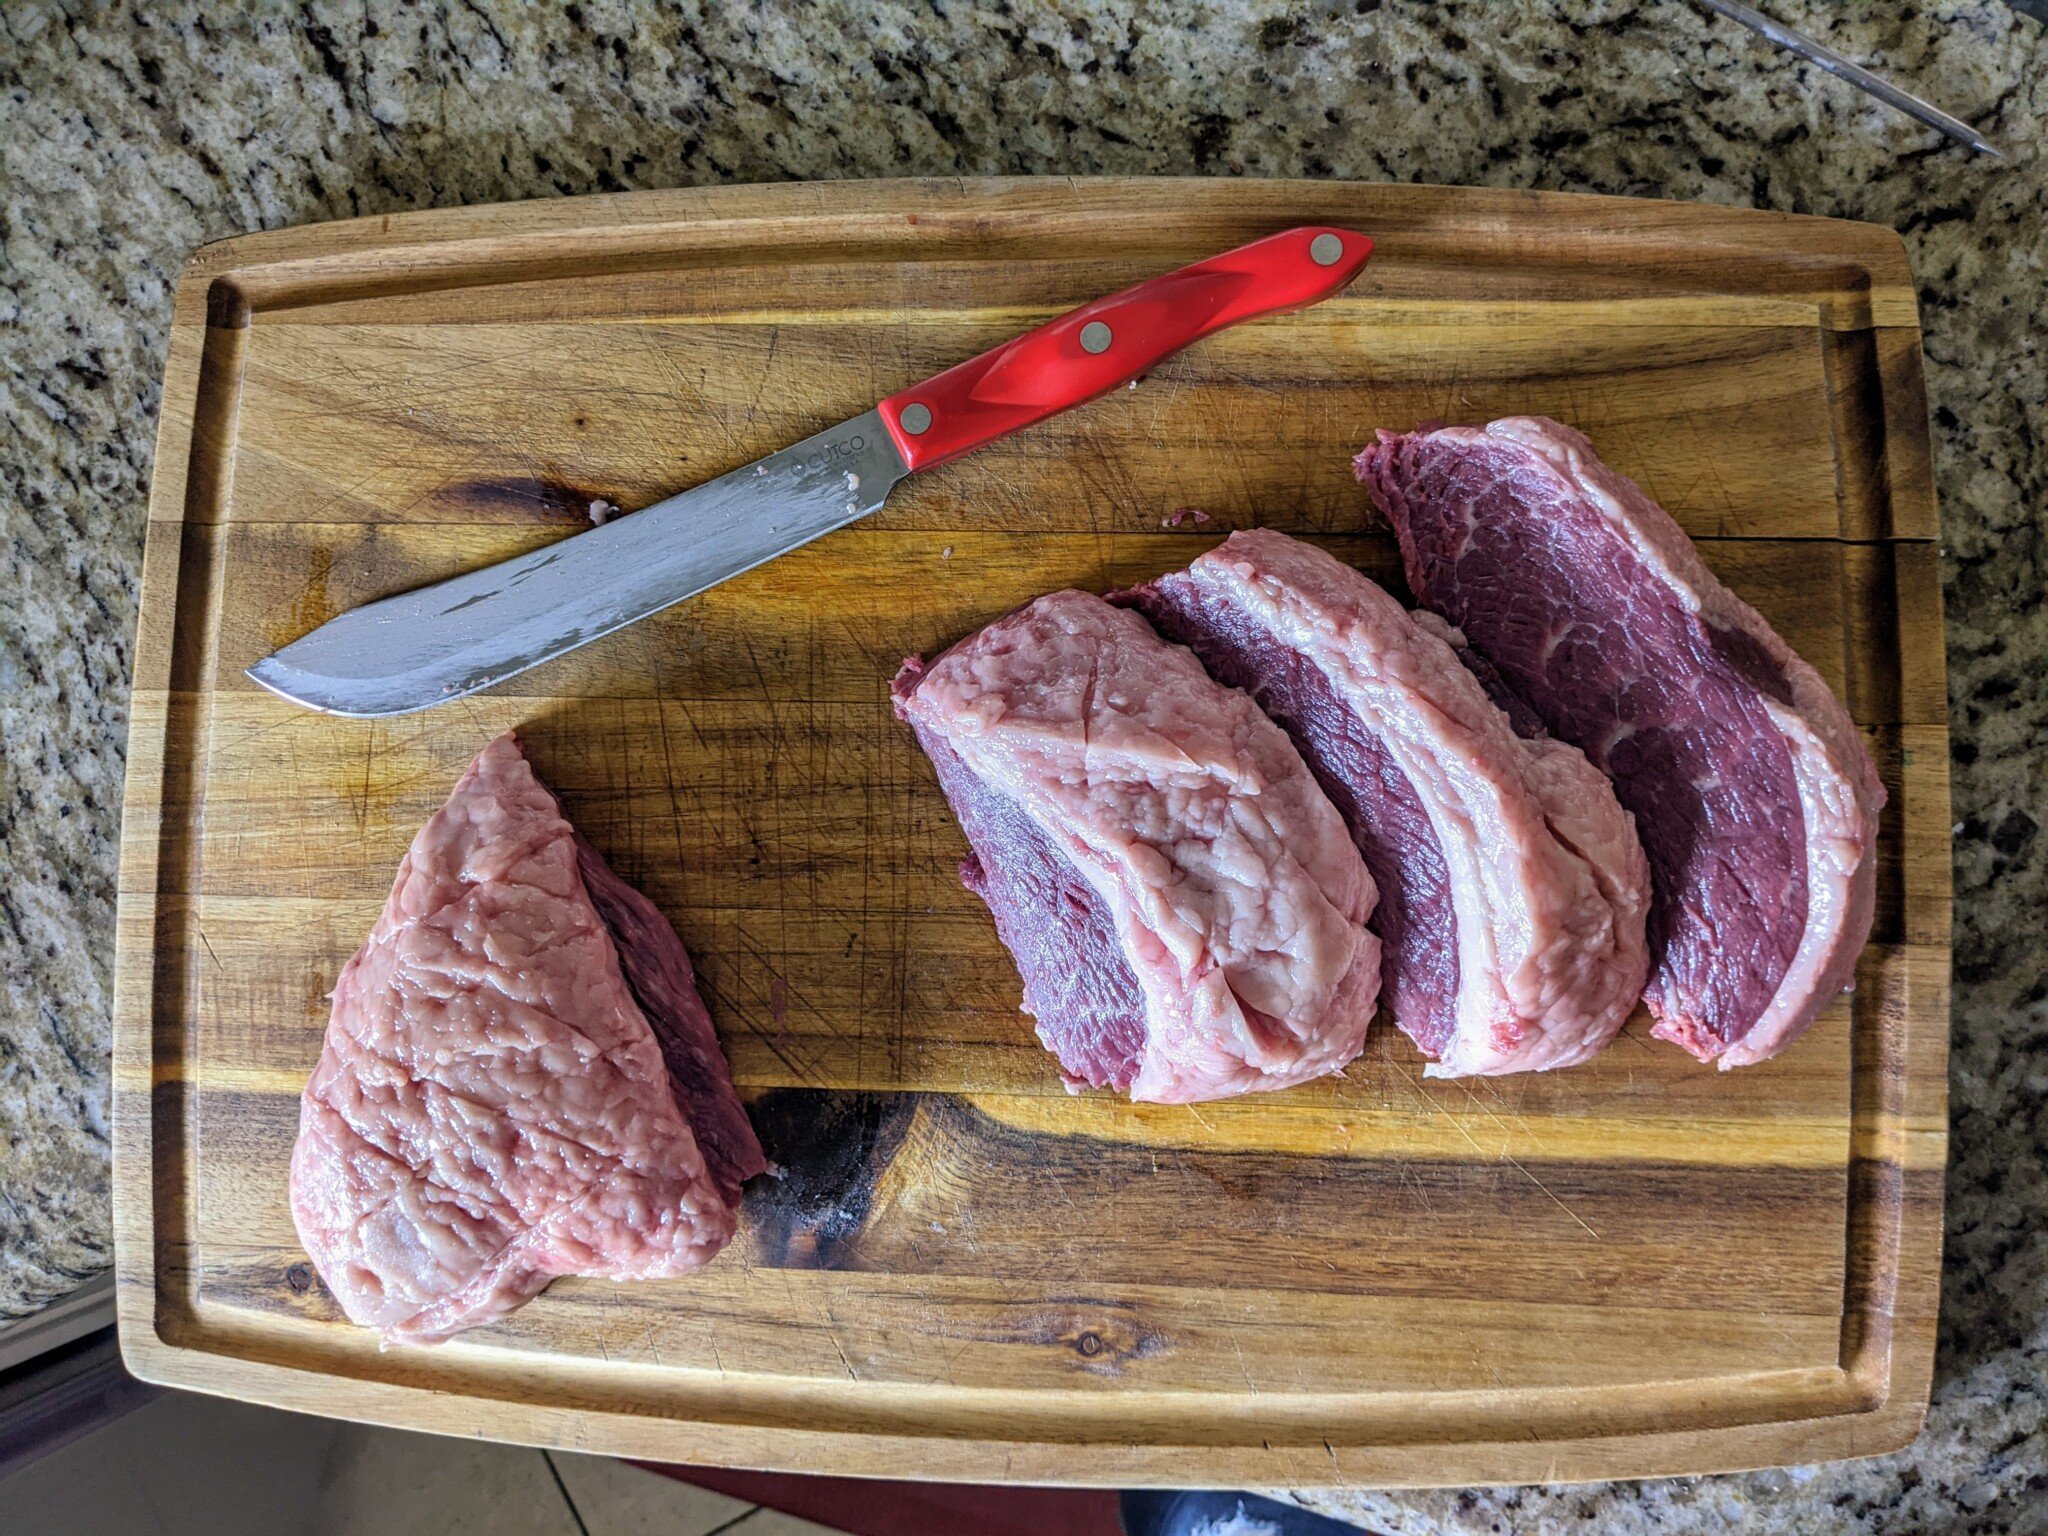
[289,731,764,1344]
[1118,529,1649,1076]
[894,590,1381,1103]
[1358,417,1885,1067]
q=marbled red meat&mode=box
[894,590,1380,1103]
[1119,529,1649,1076]
[1359,417,1885,1066]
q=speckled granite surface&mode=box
[1,0,2040,1526]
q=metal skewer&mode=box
[1694,0,2004,157]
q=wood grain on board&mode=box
[113,178,1949,1486]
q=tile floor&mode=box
[0,1388,842,1535]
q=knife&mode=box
[1691,0,2004,157]
[249,226,1375,717]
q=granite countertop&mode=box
[2,0,2040,1527]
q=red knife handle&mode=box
[876,226,1373,473]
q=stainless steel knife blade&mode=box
[1693,0,2004,157]
[248,411,908,717]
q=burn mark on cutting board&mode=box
[743,1090,916,1268]
[441,472,614,525]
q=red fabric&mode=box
[638,1463,1125,1536]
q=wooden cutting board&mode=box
[113,178,1950,1486]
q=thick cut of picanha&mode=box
[894,589,1381,1103]
[1119,529,1649,1076]
[289,732,763,1344]
[1359,417,1884,1066]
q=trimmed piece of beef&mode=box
[894,590,1381,1103]
[289,731,764,1344]
[1117,529,1649,1076]
[1359,416,1886,1067]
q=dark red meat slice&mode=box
[1359,417,1885,1066]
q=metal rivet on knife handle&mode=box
[1079,321,1113,354]
[900,402,933,435]
[1310,233,1345,266]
